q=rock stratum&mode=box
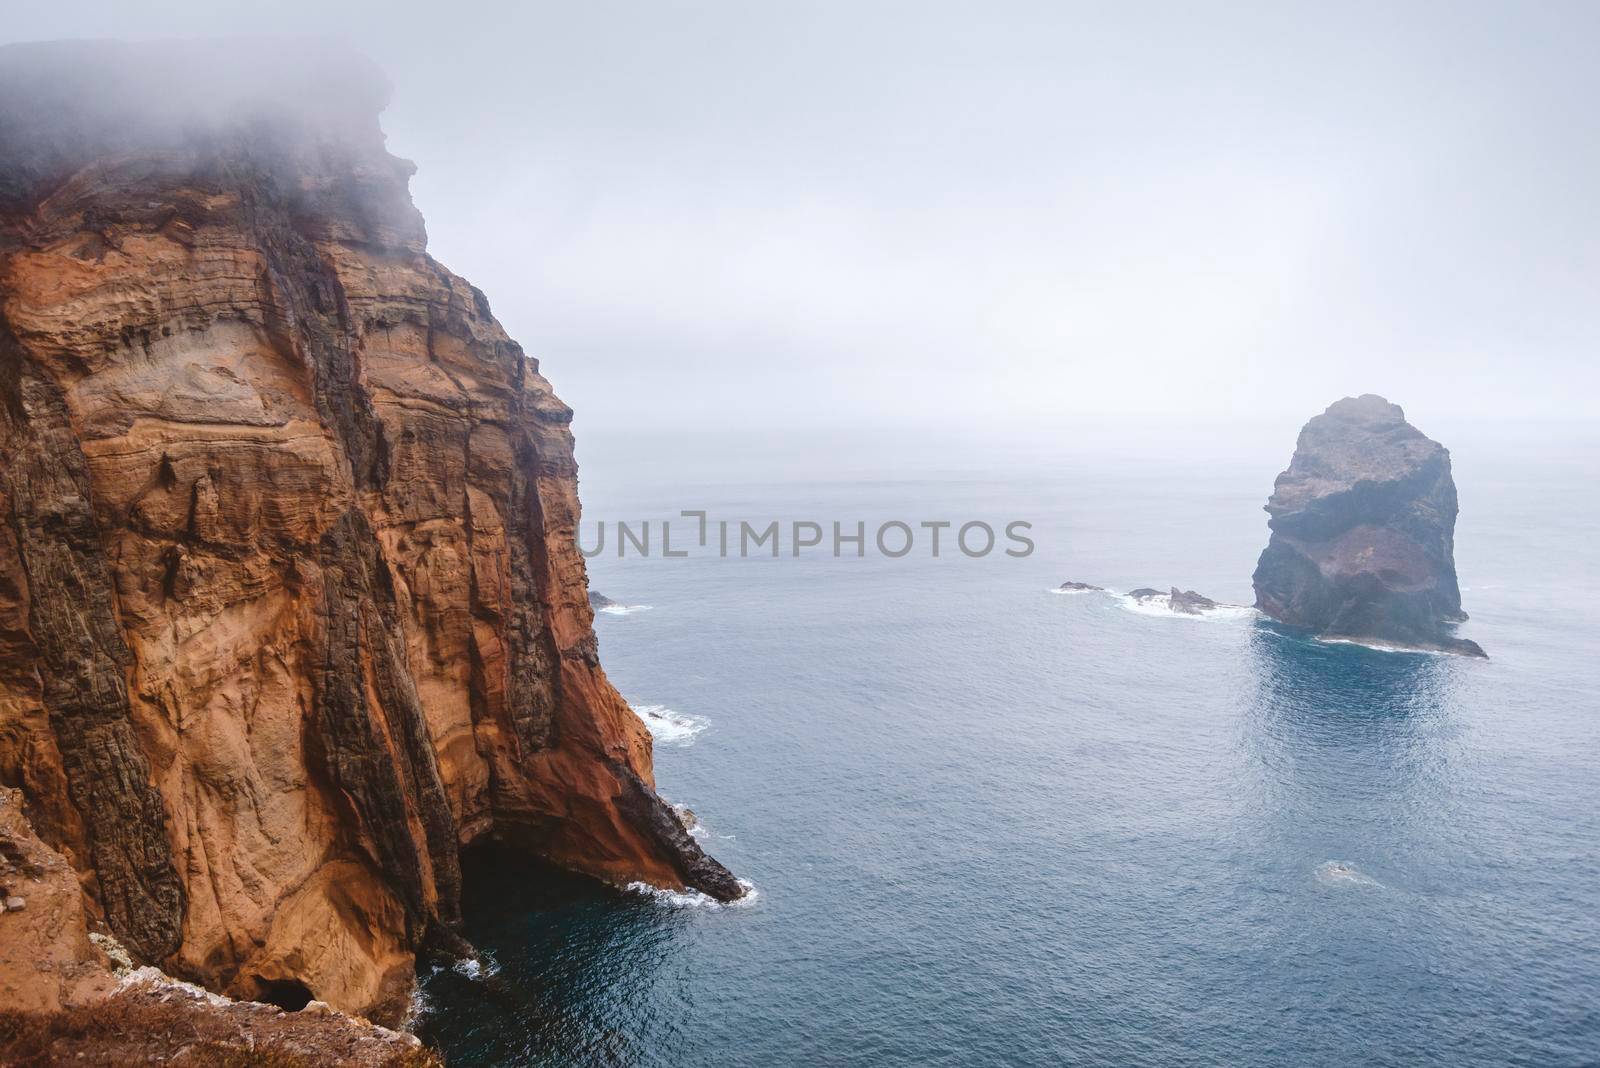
[1252,394,1485,657]
[0,38,739,1033]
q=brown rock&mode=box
[0,37,741,1026]
[0,788,116,1013]
[1,967,439,1067]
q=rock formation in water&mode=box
[1165,589,1218,615]
[0,38,739,1029]
[1122,587,1222,613]
[1252,394,1485,656]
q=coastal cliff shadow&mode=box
[416,846,702,1066]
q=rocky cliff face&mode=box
[1252,394,1485,657]
[0,39,738,1025]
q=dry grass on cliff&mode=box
[0,992,442,1068]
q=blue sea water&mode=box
[418,420,1600,1067]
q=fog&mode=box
[5,2,1598,432]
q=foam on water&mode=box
[634,703,709,746]
[452,953,501,981]
[625,878,760,909]
[1314,861,1383,889]
[1110,591,1256,622]
[405,978,435,1026]
[1316,636,1454,658]
[600,603,654,617]
[1046,585,1254,621]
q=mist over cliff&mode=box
[0,39,395,207]
[8,4,1595,430]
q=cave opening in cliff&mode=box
[250,977,315,1013]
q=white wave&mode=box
[625,878,759,909]
[635,703,708,746]
[451,953,500,980]
[678,817,732,841]
[599,603,653,616]
[1117,591,1176,616]
[1114,591,1256,622]
[1316,637,1451,657]
[1314,860,1382,888]
[1195,603,1257,621]
[404,980,434,1027]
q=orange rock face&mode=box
[0,787,117,1013]
[0,41,738,1024]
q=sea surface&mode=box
[418,420,1600,1067]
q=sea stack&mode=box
[1252,395,1485,657]
[0,38,739,1028]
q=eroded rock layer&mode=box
[0,39,738,1024]
[1252,394,1485,657]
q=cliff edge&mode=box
[0,37,739,1029]
[1252,394,1485,657]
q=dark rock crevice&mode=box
[502,421,561,758]
[609,761,745,902]
[307,510,463,940]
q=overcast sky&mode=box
[6,2,1599,430]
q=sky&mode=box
[4,1,1599,431]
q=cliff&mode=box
[0,38,739,1029]
[1252,394,1485,657]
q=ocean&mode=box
[416,419,1600,1066]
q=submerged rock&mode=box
[1252,394,1485,657]
[1057,581,1104,592]
[1125,588,1166,601]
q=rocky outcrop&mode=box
[1252,394,1485,656]
[2,966,439,1067]
[1056,581,1103,592]
[1,788,432,1064]
[1165,589,1217,615]
[0,787,117,1014]
[0,38,739,1027]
